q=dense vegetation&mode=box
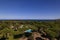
[0,20,60,40]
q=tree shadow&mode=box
[0,36,6,40]
[41,33,51,40]
[56,35,60,40]
[24,32,32,37]
[14,34,23,39]
[35,37,43,40]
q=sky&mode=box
[0,0,60,19]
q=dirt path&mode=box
[19,37,28,40]
[19,32,50,40]
[32,32,42,40]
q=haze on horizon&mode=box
[0,0,60,19]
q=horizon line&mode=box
[0,18,60,20]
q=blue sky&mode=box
[0,0,60,19]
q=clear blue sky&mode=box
[0,0,60,19]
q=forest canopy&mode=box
[0,19,60,40]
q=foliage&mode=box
[0,20,60,39]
